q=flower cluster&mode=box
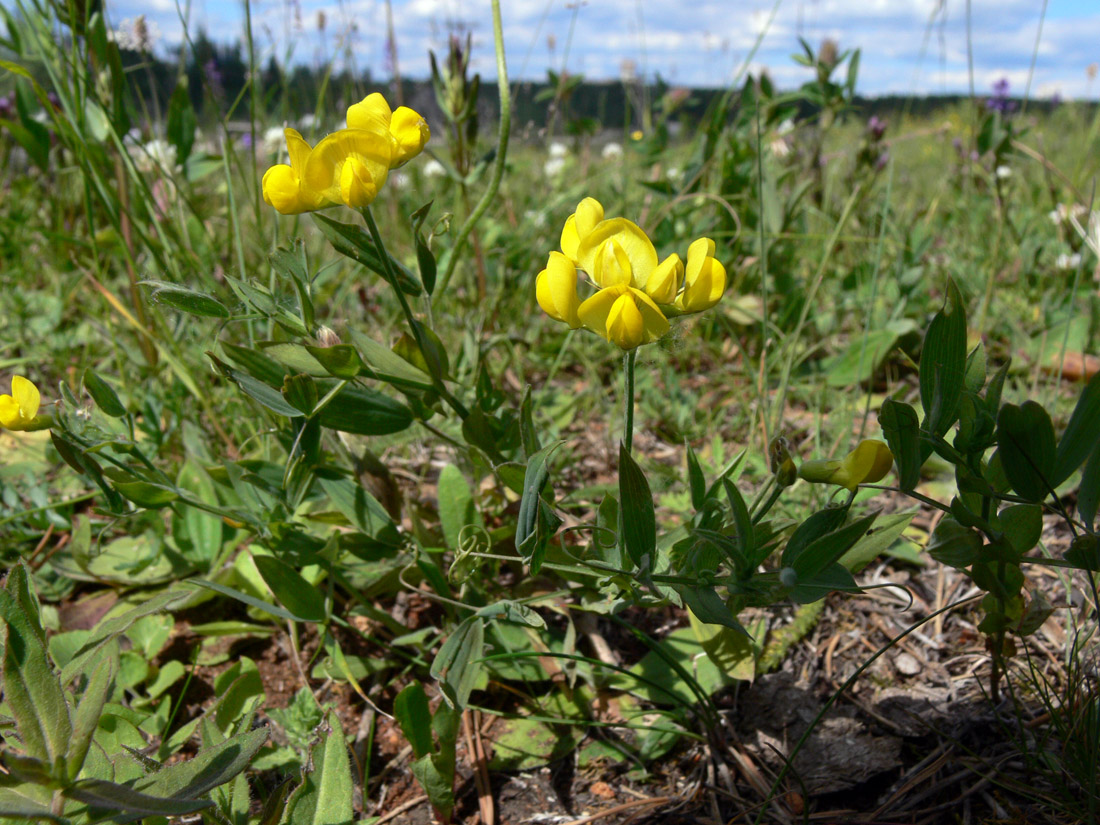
[262,94,430,215]
[536,198,726,350]
[0,376,42,432]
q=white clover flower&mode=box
[299,113,317,131]
[995,165,1012,179]
[390,171,409,190]
[109,16,160,52]
[777,118,795,136]
[601,142,623,159]
[548,141,568,159]
[1056,252,1082,270]
[262,126,286,156]
[129,138,178,174]
[544,156,567,177]
[422,159,446,178]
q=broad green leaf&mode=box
[115,480,179,508]
[675,584,745,633]
[282,711,352,825]
[619,443,656,569]
[997,401,1056,502]
[879,399,921,491]
[141,280,229,318]
[253,555,327,623]
[67,657,113,781]
[317,383,413,436]
[430,615,484,710]
[347,329,434,390]
[176,461,222,563]
[83,369,126,417]
[780,507,849,568]
[1078,443,1100,531]
[789,513,878,582]
[838,511,916,573]
[927,517,983,568]
[1052,372,1100,486]
[393,684,433,759]
[438,464,479,550]
[998,503,1042,556]
[919,279,967,438]
[210,355,303,418]
[318,476,399,544]
[304,345,363,380]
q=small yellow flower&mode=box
[346,92,431,168]
[536,252,582,329]
[0,376,41,431]
[536,198,727,350]
[577,283,669,350]
[262,94,430,215]
[798,439,894,492]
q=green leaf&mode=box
[410,753,455,820]
[1078,443,1100,531]
[304,345,363,380]
[59,589,191,685]
[516,443,559,568]
[269,240,314,331]
[65,780,212,817]
[282,711,353,825]
[114,480,179,508]
[998,504,1042,556]
[438,464,479,551]
[430,615,484,710]
[676,584,745,633]
[619,443,656,569]
[141,280,229,318]
[789,512,878,582]
[919,279,967,438]
[393,684,434,759]
[220,342,288,386]
[997,401,1056,502]
[188,579,302,623]
[67,657,113,781]
[317,382,413,436]
[686,444,706,512]
[1065,534,1100,572]
[0,786,64,822]
[175,461,223,564]
[879,399,921,491]
[311,213,422,296]
[927,517,983,568]
[318,476,400,544]
[253,555,327,623]
[210,354,304,418]
[780,507,849,568]
[415,234,437,295]
[131,727,268,804]
[1052,372,1100,486]
[83,369,126,417]
[838,511,915,573]
[347,330,434,390]
[721,478,754,568]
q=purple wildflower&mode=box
[867,115,887,141]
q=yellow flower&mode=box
[536,252,582,328]
[677,237,726,313]
[577,283,669,350]
[346,92,431,168]
[263,94,430,215]
[261,129,327,214]
[798,439,894,492]
[536,198,727,350]
[0,375,41,431]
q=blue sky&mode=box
[98,0,1100,99]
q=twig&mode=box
[558,796,672,825]
[374,794,428,825]
[463,709,494,825]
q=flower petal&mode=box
[840,440,894,488]
[303,128,391,206]
[577,283,628,342]
[389,107,431,166]
[592,238,634,288]
[536,252,581,328]
[284,128,312,171]
[574,197,604,237]
[12,376,39,420]
[0,394,20,429]
[340,157,379,208]
[606,293,645,350]
[346,92,392,132]
[678,254,726,312]
[685,237,716,284]
[263,164,321,214]
[628,288,671,343]
[560,215,581,262]
[646,254,683,304]
[575,218,658,288]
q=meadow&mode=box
[1,1,1100,823]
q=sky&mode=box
[97,0,1100,100]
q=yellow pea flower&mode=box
[575,218,658,289]
[798,439,894,492]
[560,197,605,262]
[346,92,431,168]
[261,129,328,214]
[577,283,669,350]
[677,237,726,313]
[645,254,684,304]
[305,128,393,209]
[0,375,41,431]
[536,252,582,328]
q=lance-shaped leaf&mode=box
[281,711,353,825]
[430,615,484,710]
[66,656,113,781]
[919,279,967,440]
[619,443,657,569]
[64,780,212,817]
[1052,371,1100,487]
[879,399,921,491]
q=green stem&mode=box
[360,207,469,418]
[623,348,637,454]
[433,0,511,302]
